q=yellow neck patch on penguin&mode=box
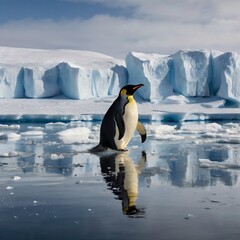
[127,95,134,103]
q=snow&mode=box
[0,95,240,122]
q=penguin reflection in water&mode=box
[91,84,146,152]
[100,151,146,216]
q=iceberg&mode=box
[0,47,127,99]
[212,51,240,102]
[171,49,212,97]
[0,46,240,105]
[126,49,240,104]
[23,66,60,98]
[125,52,173,102]
[0,64,24,98]
[58,62,127,99]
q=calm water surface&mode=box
[0,122,240,240]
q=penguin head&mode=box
[119,84,144,97]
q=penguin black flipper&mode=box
[115,112,125,140]
[137,121,147,143]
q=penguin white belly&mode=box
[114,100,138,150]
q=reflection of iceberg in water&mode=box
[99,152,146,217]
[143,140,240,187]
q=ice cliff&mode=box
[126,50,240,103]
[0,47,240,104]
[0,47,127,99]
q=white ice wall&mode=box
[126,52,173,102]
[23,66,60,98]
[0,47,127,100]
[126,49,240,103]
[0,65,24,98]
[171,50,212,97]
[213,51,240,102]
[58,62,127,99]
[0,46,240,104]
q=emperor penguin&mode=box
[91,84,146,152]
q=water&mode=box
[0,121,240,240]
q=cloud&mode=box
[0,1,240,58]
[62,0,240,22]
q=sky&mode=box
[0,0,240,58]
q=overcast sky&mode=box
[0,0,239,58]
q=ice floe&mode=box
[0,133,21,140]
[0,151,21,157]
[21,131,44,137]
[57,127,91,144]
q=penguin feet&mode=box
[89,144,108,153]
[118,148,128,152]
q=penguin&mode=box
[91,84,146,152]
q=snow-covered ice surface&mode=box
[1,95,240,122]
[1,120,240,240]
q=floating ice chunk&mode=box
[0,124,20,129]
[0,133,21,140]
[148,124,177,134]
[180,123,222,133]
[0,151,20,157]
[146,124,185,141]
[45,122,67,131]
[184,213,195,220]
[45,122,67,129]
[50,153,65,160]
[13,176,21,181]
[57,127,90,139]
[57,127,90,138]
[27,126,44,130]
[21,131,44,137]
[6,186,14,190]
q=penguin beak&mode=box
[132,84,144,93]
